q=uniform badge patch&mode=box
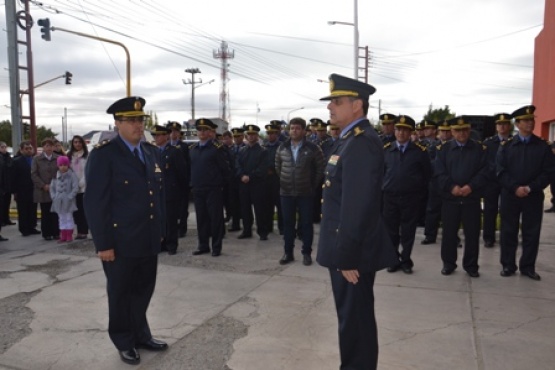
[328,155,340,165]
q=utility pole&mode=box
[5,0,22,148]
[182,68,202,121]
[213,41,234,123]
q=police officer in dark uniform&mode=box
[166,121,191,238]
[227,128,245,232]
[263,122,283,235]
[482,113,512,248]
[236,124,270,240]
[320,121,340,161]
[421,119,438,147]
[84,96,167,365]
[497,105,555,280]
[311,119,330,223]
[317,73,398,370]
[379,113,397,144]
[189,118,231,256]
[152,124,188,255]
[382,115,432,274]
[435,116,488,277]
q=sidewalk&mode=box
[0,197,554,370]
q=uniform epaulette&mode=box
[342,131,352,139]
[175,144,181,149]
[482,144,487,150]
[94,139,111,149]
[214,141,223,149]
[189,143,198,149]
[436,144,442,151]
[354,127,364,136]
[383,142,392,149]
[415,142,427,151]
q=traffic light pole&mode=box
[51,27,132,96]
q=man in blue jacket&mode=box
[317,73,397,370]
[84,96,167,365]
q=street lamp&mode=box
[328,0,359,79]
[183,68,202,120]
[286,107,304,122]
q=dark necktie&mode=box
[133,148,145,167]
[399,145,405,153]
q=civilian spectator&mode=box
[12,141,40,236]
[67,135,89,239]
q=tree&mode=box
[423,104,456,122]
[0,120,57,146]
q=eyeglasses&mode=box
[118,117,146,124]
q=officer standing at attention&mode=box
[482,113,512,248]
[152,124,188,255]
[382,115,432,274]
[263,121,284,235]
[317,73,398,370]
[236,124,270,240]
[435,116,488,277]
[166,121,191,239]
[227,128,245,232]
[379,113,397,144]
[189,118,231,256]
[84,96,167,365]
[497,105,555,280]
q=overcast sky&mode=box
[0,0,546,138]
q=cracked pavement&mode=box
[1,202,555,370]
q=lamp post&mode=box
[328,0,359,79]
[286,107,304,122]
[183,68,202,121]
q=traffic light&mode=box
[65,71,73,85]
[37,18,51,41]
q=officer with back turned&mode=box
[189,118,231,257]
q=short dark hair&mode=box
[41,137,54,146]
[289,117,306,130]
[222,131,232,138]
[19,140,32,150]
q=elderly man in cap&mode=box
[84,96,167,365]
[435,116,488,278]
[317,73,397,370]
[497,105,555,280]
[235,124,270,240]
[189,118,231,256]
[482,113,513,248]
[382,115,432,274]
[152,124,188,255]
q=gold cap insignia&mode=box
[458,118,464,125]
[134,100,142,111]
[526,107,531,114]
[400,116,406,123]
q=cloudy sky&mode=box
[0,0,546,138]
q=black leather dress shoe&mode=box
[387,265,398,273]
[192,248,210,256]
[44,236,53,241]
[402,266,413,274]
[228,227,241,232]
[137,338,168,351]
[302,254,312,266]
[0,235,8,242]
[421,238,436,245]
[119,348,140,365]
[211,250,221,257]
[441,267,455,276]
[168,250,176,255]
[466,270,480,278]
[544,206,555,213]
[237,233,252,239]
[259,234,268,241]
[500,268,514,277]
[30,229,41,235]
[279,254,294,265]
[484,240,494,248]
[521,270,541,281]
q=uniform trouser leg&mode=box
[441,201,462,270]
[250,181,268,236]
[193,189,210,251]
[165,198,180,252]
[519,193,544,272]
[482,186,500,242]
[399,194,421,267]
[229,184,241,229]
[207,188,224,253]
[499,193,520,272]
[73,193,89,235]
[102,255,157,350]
[424,183,442,240]
[330,269,378,370]
[239,183,254,234]
[313,181,323,223]
[178,189,189,235]
[17,200,34,234]
[461,201,481,272]
[382,195,401,265]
